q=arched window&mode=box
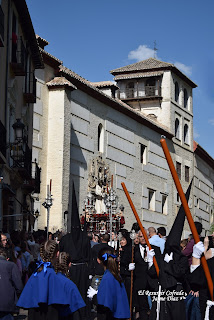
[175,118,180,139]
[126,82,134,98]
[175,81,179,102]
[98,123,104,153]
[184,88,188,108]
[184,124,189,144]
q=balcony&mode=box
[0,6,4,47]
[10,141,32,179]
[10,36,26,76]
[0,120,6,163]
[118,85,162,101]
[23,72,37,103]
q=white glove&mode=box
[146,247,155,262]
[164,252,173,263]
[89,275,93,280]
[87,286,98,299]
[192,241,205,259]
[128,263,135,271]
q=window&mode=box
[145,78,156,96]
[185,166,189,182]
[98,124,104,153]
[11,13,17,62]
[148,189,155,211]
[184,88,188,108]
[140,144,147,164]
[176,162,181,180]
[162,195,167,215]
[184,124,189,144]
[177,193,180,203]
[126,82,134,98]
[197,198,199,209]
[175,81,179,102]
[175,118,180,139]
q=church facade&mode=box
[32,37,214,236]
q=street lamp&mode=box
[12,119,25,141]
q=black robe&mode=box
[60,230,91,320]
[148,250,189,320]
[120,244,132,303]
[133,244,162,320]
[188,257,214,319]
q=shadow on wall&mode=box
[66,122,88,231]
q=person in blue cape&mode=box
[17,240,85,320]
[87,247,130,320]
[54,252,86,319]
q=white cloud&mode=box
[128,45,160,62]
[208,119,214,125]
[127,45,192,79]
[174,62,192,76]
[193,127,200,139]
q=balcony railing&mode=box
[24,72,37,103]
[0,5,4,47]
[11,36,26,76]
[145,85,156,96]
[10,141,32,178]
[119,85,161,100]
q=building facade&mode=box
[32,37,214,236]
[0,0,43,231]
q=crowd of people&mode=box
[0,218,214,320]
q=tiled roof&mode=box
[110,58,197,88]
[40,48,63,64]
[193,140,214,166]
[110,58,173,74]
[114,71,164,81]
[90,81,119,88]
[36,35,49,49]
[58,66,172,137]
[193,140,198,152]
[46,77,77,90]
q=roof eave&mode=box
[14,0,44,69]
[111,66,197,88]
[194,141,214,167]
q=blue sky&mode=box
[26,0,214,158]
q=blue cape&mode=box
[17,266,85,314]
[97,269,130,319]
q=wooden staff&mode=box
[118,232,122,274]
[121,182,159,277]
[111,175,113,189]
[129,231,135,319]
[160,137,213,301]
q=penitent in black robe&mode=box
[188,256,214,319]
[60,182,91,320]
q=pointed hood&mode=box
[70,181,81,245]
[71,181,81,230]
[164,179,193,254]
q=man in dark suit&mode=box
[0,247,22,319]
[133,230,161,320]
[89,233,114,288]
